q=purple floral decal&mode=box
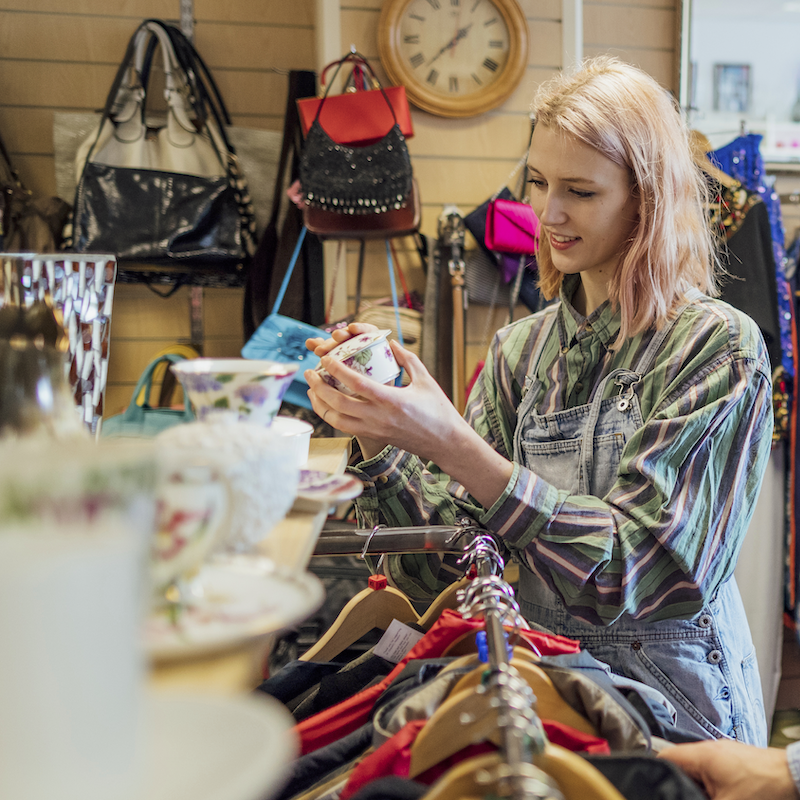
[235,384,269,406]
[183,374,222,393]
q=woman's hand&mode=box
[660,740,798,800]
[305,338,467,462]
[305,322,380,359]
[304,340,514,510]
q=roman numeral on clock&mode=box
[410,52,425,68]
[426,0,441,9]
[404,34,420,44]
[449,76,459,92]
[427,68,439,85]
[483,57,499,72]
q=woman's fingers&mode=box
[305,322,381,357]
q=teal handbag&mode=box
[101,353,195,438]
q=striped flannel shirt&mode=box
[347,275,774,624]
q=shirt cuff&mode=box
[786,740,800,795]
[479,462,561,550]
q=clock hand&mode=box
[427,23,472,66]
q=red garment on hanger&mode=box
[339,716,610,799]
[295,608,580,755]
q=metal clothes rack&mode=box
[313,523,565,800]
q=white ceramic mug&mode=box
[0,522,146,800]
[270,416,313,468]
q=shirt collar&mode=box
[558,275,621,349]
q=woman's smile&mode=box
[549,233,581,249]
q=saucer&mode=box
[144,690,295,800]
[144,555,324,661]
[293,469,364,511]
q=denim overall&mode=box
[511,301,767,745]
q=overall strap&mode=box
[579,288,704,492]
[633,288,703,375]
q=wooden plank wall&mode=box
[0,0,679,416]
[0,0,316,415]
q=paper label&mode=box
[373,619,425,664]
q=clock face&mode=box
[379,0,528,118]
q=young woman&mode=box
[304,57,773,745]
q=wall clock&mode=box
[378,0,528,119]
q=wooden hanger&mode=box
[689,129,739,190]
[408,656,598,778]
[421,748,626,800]
[299,574,419,662]
[451,658,599,736]
[417,576,470,631]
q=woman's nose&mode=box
[537,193,566,225]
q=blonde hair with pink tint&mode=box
[531,56,717,341]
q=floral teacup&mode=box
[150,457,229,598]
[314,329,400,395]
[171,358,299,427]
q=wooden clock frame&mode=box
[378,0,529,119]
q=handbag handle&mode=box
[128,353,194,418]
[137,20,238,159]
[320,53,376,91]
[313,51,399,129]
[269,226,308,317]
[84,20,231,169]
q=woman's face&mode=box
[528,125,639,303]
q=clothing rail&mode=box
[316,521,562,799]
[312,524,471,557]
[458,532,564,800]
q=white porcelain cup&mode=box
[314,329,400,395]
[270,416,313,468]
[157,421,299,554]
[149,455,230,599]
[0,521,146,800]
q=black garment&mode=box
[713,182,782,372]
[584,754,707,800]
[256,659,343,706]
[347,777,427,800]
[274,722,374,800]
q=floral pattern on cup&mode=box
[315,330,400,395]
[172,359,299,427]
[150,467,228,596]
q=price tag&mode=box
[373,619,425,663]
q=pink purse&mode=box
[485,197,540,254]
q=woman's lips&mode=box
[549,232,580,251]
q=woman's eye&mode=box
[570,189,595,199]
[527,177,545,188]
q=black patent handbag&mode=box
[70,19,255,271]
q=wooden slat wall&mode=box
[0,0,316,416]
[0,0,680,415]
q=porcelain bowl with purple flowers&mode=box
[315,329,400,395]
[171,358,298,426]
